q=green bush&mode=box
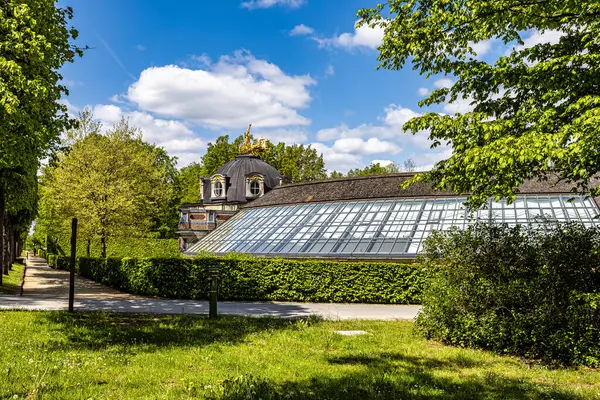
[49,236,179,258]
[73,253,428,304]
[55,255,71,271]
[416,222,600,367]
[47,254,58,268]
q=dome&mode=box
[211,154,284,204]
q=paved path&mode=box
[0,256,421,320]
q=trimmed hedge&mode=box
[416,223,600,367]
[70,254,428,304]
[49,236,179,258]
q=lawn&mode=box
[0,263,25,295]
[0,312,597,399]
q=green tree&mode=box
[41,114,174,257]
[329,171,345,179]
[347,162,396,177]
[177,162,204,204]
[358,0,600,207]
[201,135,327,182]
[0,0,82,277]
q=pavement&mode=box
[0,256,421,321]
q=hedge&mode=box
[416,223,600,367]
[66,254,429,304]
[48,236,179,258]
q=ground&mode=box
[0,263,24,295]
[0,311,598,399]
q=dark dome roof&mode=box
[215,154,283,203]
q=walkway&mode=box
[0,256,421,321]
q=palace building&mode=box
[178,126,600,258]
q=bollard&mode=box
[209,263,219,318]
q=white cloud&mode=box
[418,87,429,96]
[311,142,363,171]
[289,24,314,36]
[126,50,315,129]
[434,78,453,89]
[371,159,394,167]
[136,44,146,52]
[241,0,305,9]
[92,104,205,167]
[469,39,493,56]
[325,64,335,76]
[316,21,384,50]
[252,127,308,144]
[332,137,402,156]
[316,105,431,149]
[517,29,564,50]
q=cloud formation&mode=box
[241,0,305,9]
[126,51,315,129]
[289,24,314,36]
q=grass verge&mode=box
[0,312,597,399]
[0,264,25,295]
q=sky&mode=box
[58,0,562,173]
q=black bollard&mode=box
[209,264,219,318]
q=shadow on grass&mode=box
[39,312,314,352]
[206,352,584,400]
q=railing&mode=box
[178,221,217,231]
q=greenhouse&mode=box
[185,173,600,259]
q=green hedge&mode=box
[49,236,179,258]
[71,254,428,304]
[416,223,600,367]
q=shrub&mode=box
[73,254,428,304]
[416,222,600,367]
[47,254,57,268]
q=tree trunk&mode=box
[2,218,8,275]
[0,185,4,283]
[100,235,106,258]
[86,239,91,257]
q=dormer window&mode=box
[213,181,224,197]
[246,175,264,198]
[210,175,227,199]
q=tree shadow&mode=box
[207,351,585,400]
[39,312,317,352]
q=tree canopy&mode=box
[358,0,600,208]
[38,111,176,257]
[0,0,81,276]
[200,134,327,182]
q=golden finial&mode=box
[239,123,270,156]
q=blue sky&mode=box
[58,0,558,172]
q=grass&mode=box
[0,263,25,295]
[0,312,597,399]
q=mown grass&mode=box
[0,312,597,399]
[0,264,25,295]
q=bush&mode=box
[55,255,71,271]
[72,253,428,304]
[47,254,58,268]
[416,222,600,367]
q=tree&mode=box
[347,163,392,177]
[402,158,416,172]
[177,162,204,204]
[41,114,174,257]
[358,1,600,208]
[329,171,345,179]
[201,135,327,182]
[0,1,82,276]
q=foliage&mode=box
[0,312,597,399]
[358,1,600,208]
[177,162,204,204]
[201,134,327,182]
[332,158,416,178]
[67,254,427,303]
[0,0,82,277]
[38,110,177,256]
[49,236,179,259]
[416,222,600,367]
[0,264,24,294]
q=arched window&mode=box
[250,180,261,196]
[213,181,223,197]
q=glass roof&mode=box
[187,195,600,258]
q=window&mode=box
[213,181,223,197]
[250,180,261,196]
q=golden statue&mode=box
[239,123,269,156]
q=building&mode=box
[185,173,600,259]
[177,127,289,250]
